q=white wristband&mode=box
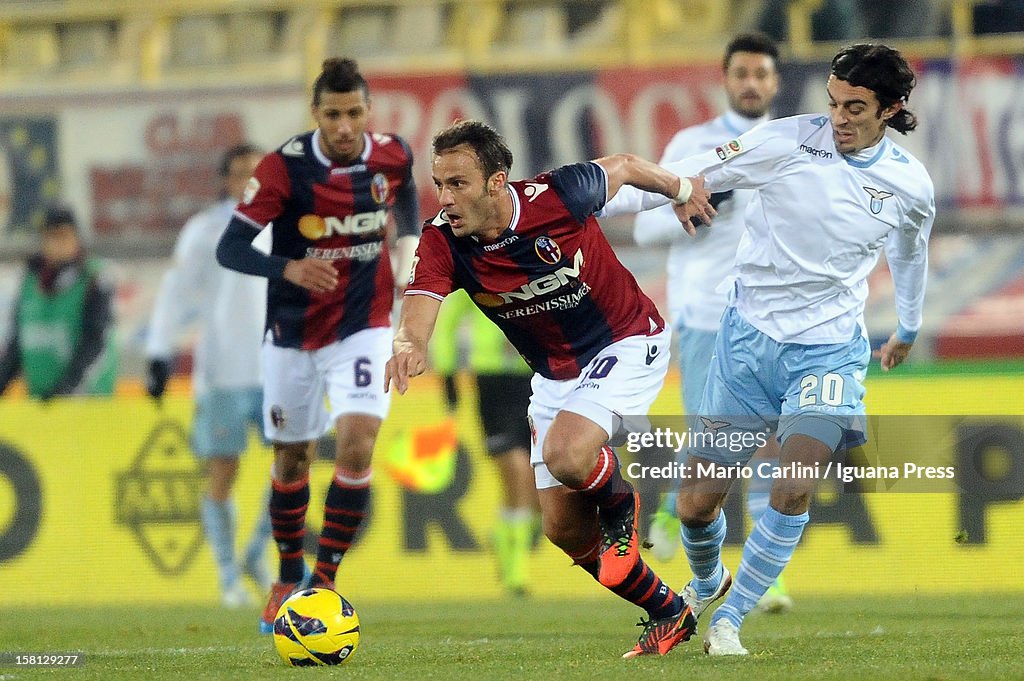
[671,177,693,205]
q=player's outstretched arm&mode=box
[595,153,714,229]
[384,294,442,395]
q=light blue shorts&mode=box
[690,306,869,465]
[676,322,718,415]
[192,387,265,458]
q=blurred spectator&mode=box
[758,0,864,41]
[0,204,117,399]
[974,0,1024,33]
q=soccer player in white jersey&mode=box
[146,144,272,608]
[634,33,792,612]
[606,43,934,655]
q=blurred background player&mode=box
[386,119,714,658]
[634,32,792,614]
[216,57,420,633]
[611,43,934,655]
[145,143,273,609]
[0,204,116,400]
[430,289,540,596]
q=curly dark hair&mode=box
[431,120,514,181]
[831,44,918,134]
[312,58,369,106]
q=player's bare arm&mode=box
[594,153,714,235]
[282,257,339,294]
[384,294,442,395]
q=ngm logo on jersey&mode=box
[114,419,205,574]
[297,210,388,240]
[472,248,589,317]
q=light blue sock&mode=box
[201,496,240,589]
[242,486,274,588]
[680,510,726,597]
[712,506,808,628]
[746,458,778,523]
[243,486,273,565]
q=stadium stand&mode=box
[1,0,1019,91]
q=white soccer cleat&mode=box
[221,581,255,609]
[647,511,681,562]
[681,567,732,620]
[755,586,794,614]
[703,619,749,656]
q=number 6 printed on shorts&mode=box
[354,357,372,388]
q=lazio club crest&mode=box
[863,186,894,215]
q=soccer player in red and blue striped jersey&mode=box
[216,58,419,633]
[386,120,713,658]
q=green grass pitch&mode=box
[3,594,1022,680]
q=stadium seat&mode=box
[501,2,568,51]
[4,25,59,72]
[170,15,228,66]
[60,22,115,69]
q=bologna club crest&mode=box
[370,173,390,205]
[534,236,561,265]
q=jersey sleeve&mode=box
[631,129,706,245]
[606,117,800,217]
[884,173,935,339]
[233,152,291,230]
[145,217,208,357]
[391,137,421,239]
[405,222,456,301]
[548,162,608,223]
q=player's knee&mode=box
[274,441,312,481]
[334,429,376,470]
[676,492,719,526]
[540,433,591,487]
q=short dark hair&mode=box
[723,32,779,71]
[218,143,262,177]
[42,203,77,231]
[311,58,369,106]
[831,44,918,134]
[432,120,514,181]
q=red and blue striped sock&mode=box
[313,466,371,586]
[270,473,309,583]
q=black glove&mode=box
[146,358,171,400]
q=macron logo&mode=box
[523,183,548,202]
[800,144,833,159]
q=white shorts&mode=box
[262,327,393,443]
[528,328,671,489]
